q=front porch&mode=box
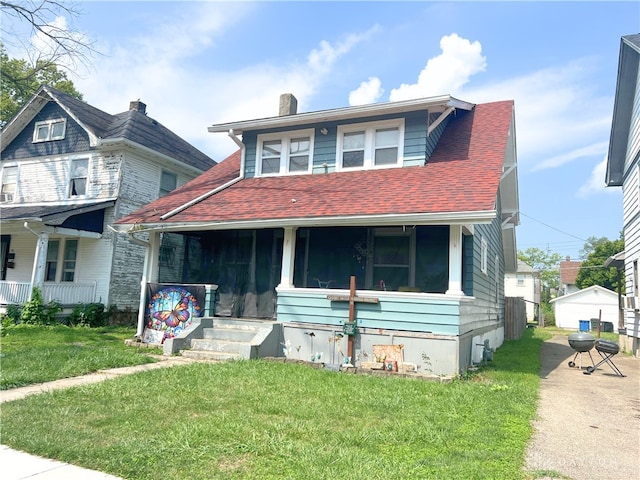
[0,281,97,306]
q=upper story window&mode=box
[160,170,177,197]
[69,158,88,197]
[516,274,525,286]
[33,118,66,142]
[337,119,404,171]
[256,129,314,176]
[1,166,17,203]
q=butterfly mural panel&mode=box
[146,285,204,341]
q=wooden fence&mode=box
[505,296,526,340]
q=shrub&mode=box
[20,287,62,325]
[66,303,107,327]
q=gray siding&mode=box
[2,102,92,160]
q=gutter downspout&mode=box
[159,129,246,221]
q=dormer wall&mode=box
[241,110,451,179]
[2,102,92,160]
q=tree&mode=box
[518,247,563,295]
[1,43,83,126]
[1,1,95,68]
[1,1,93,126]
[575,236,624,292]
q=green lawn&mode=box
[1,327,551,480]
[0,324,158,389]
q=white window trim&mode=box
[480,237,488,275]
[33,118,67,143]
[68,157,89,198]
[0,165,18,203]
[336,119,405,172]
[256,128,315,177]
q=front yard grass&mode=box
[1,328,551,480]
[0,324,158,390]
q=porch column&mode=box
[279,226,297,288]
[446,224,464,295]
[135,231,161,338]
[29,230,49,299]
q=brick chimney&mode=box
[279,93,297,116]
[129,99,146,114]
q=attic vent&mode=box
[279,93,297,116]
[129,100,147,114]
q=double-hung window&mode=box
[160,170,177,197]
[1,166,17,203]
[62,239,78,282]
[257,129,313,176]
[33,118,66,142]
[69,158,89,197]
[337,120,404,170]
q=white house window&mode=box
[257,129,313,176]
[62,239,78,282]
[480,237,488,274]
[33,118,66,142]
[45,239,60,282]
[160,170,177,197]
[337,120,404,171]
[69,159,88,197]
[45,239,77,282]
[1,166,17,203]
[517,274,525,286]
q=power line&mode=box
[519,212,589,243]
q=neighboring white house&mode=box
[551,285,619,331]
[0,85,216,316]
[605,34,640,357]
[504,259,539,322]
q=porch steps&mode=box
[180,318,281,361]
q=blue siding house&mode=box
[114,93,519,375]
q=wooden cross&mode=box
[327,275,379,361]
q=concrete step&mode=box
[202,326,259,342]
[180,349,243,361]
[189,338,248,353]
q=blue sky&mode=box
[6,1,639,262]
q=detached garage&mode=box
[551,285,618,331]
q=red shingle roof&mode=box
[116,100,514,228]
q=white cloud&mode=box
[389,33,486,101]
[577,156,617,198]
[532,141,609,171]
[349,77,384,106]
[461,59,613,170]
[73,4,374,162]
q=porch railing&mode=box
[0,281,97,306]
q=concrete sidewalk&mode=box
[1,356,205,480]
[525,334,640,480]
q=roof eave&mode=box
[113,210,496,234]
[606,35,640,187]
[97,138,206,175]
[207,95,475,134]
